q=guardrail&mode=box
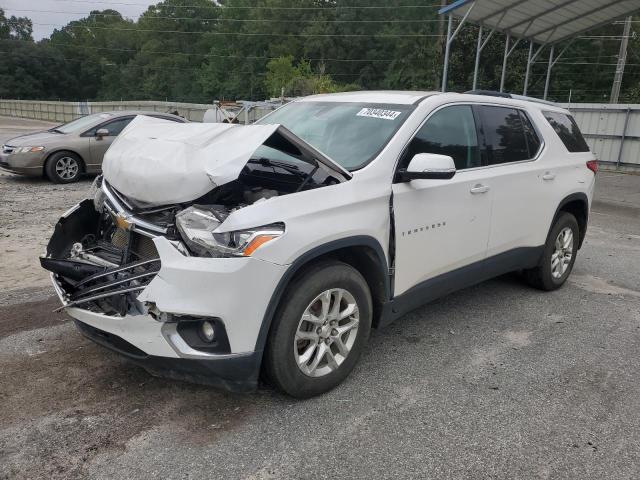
[0,99,271,124]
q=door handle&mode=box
[542,172,556,181]
[470,184,490,194]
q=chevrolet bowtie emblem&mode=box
[113,212,133,230]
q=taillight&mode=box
[586,160,598,174]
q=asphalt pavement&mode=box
[1,116,639,480]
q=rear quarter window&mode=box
[542,111,590,152]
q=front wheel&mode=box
[264,261,372,398]
[524,212,579,291]
[45,151,83,183]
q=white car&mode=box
[41,91,597,397]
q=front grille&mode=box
[44,199,165,316]
[102,181,177,237]
[128,231,159,261]
[111,227,128,249]
[108,227,160,263]
[2,144,15,154]
[69,218,162,315]
[65,257,160,315]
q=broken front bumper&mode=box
[44,200,287,392]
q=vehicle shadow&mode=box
[0,272,536,477]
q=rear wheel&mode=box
[265,261,372,398]
[45,151,83,183]
[524,212,579,291]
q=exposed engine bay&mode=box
[41,124,348,316]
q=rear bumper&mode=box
[75,320,261,392]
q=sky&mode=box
[2,0,159,40]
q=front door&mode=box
[392,105,493,295]
[88,116,135,168]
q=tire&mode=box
[45,151,83,183]
[264,261,372,398]
[524,212,579,291]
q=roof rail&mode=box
[465,90,512,98]
[464,90,558,107]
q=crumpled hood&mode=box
[102,116,280,205]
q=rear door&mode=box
[88,116,135,168]
[475,105,551,257]
[392,104,493,295]
[541,110,596,207]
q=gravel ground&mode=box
[1,116,640,480]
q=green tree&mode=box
[0,8,33,41]
[1,3,639,103]
[264,56,357,97]
[46,10,139,99]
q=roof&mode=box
[299,90,439,105]
[439,0,640,44]
[102,110,184,119]
[432,91,570,113]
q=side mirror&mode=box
[398,153,456,182]
[95,128,109,139]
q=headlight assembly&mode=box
[16,146,45,153]
[175,205,284,258]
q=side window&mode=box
[401,105,480,171]
[519,111,542,157]
[101,117,134,136]
[478,106,533,165]
[542,111,590,152]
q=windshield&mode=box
[257,101,414,170]
[54,113,114,134]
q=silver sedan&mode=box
[0,111,186,183]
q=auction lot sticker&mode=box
[356,108,402,120]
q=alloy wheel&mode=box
[294,288,359,378]
[55,156,79,180]
[551,226,573,279]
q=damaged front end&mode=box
[40,178,176,316]
[38,117,355,391]
[42,119,350,318]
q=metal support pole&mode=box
[500,34,510,92]
[543,45,555,100]
[442,15,453,92]
[523,41,533,96]
[473,25,483,90]
[473,26,494,90]
[611,16,632,104]
[441,1,476,92]
[616,108,631,167]
[472,25,482,90]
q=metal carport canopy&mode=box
[439,0,640,97]
[440,0,640,45]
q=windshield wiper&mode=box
[253,157,305,177]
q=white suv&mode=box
[41,91,597,397]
